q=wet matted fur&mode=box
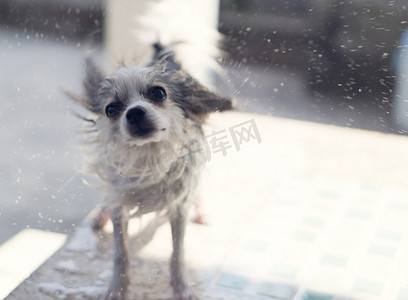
[67,47,232,300]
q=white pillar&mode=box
[106,0,220,74]
[106,0,150,73]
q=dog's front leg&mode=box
[170,203,198,300]
[105,206,130,300]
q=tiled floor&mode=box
[203,175,408,300]
[7,112,408,300]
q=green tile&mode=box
[302,216,326,227]
[295,173,315,182]
[292,230,317,243]
[302,290,333,300]
[217,273,248,290]
[359,183,382,193]
[367,244,397,257]
[320,254,348,267]
[353,279,384,295]
[258,282,297,299]
[269,263,299,279]
[397,287,408,300]
[345,208,370,219]
[317,189,341,199]
[389,201,408,211]
[376,229,403,242]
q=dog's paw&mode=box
[191,212,208,225]
[91,206,110,231]
[173,288,199,300]
[104,287,127,300]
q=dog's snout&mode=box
[126,106,146,125]
[125,105,157,138]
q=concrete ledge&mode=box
[6,112,408,299]
[0,229,66,299]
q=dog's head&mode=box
[74,58,232,147]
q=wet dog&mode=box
[67,41,232,299]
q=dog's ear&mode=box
[165,71,233,121]
[151,43,182,72]
[64,58,105,113]
[84,58,104,98]
[187,82,233,114]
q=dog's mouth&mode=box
[125,127,167,146]
[131,127,156,137]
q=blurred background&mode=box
[1,0,408,245]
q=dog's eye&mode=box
[149,86,167,102]
[105,101,123,118]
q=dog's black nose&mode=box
[126,106,146,125]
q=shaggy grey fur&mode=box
[68,49,232,300]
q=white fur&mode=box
[79,66,207,216]
[134,0,221,90]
